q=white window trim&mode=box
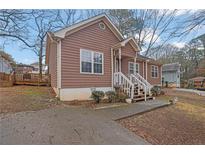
[151,65,159,78]
[80,49,104,75]
[128,62,139,74]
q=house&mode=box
[162,62,181,88]
[188,76,205,90]
[46,14,162,102]
[30,62,48,74]
[0,54,13,74]
[14,64,34,74]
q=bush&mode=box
[116,92,128,103]
[105,91,117,103]
[151,86,162,96]
[91,91,105,103]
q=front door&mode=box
[115,59,119,72]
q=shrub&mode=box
[105,91,117,103]
[116,92,128,103]
[151,86,162,96]
[91,91,105,103]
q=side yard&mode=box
[0,86,59,114]
[118,88,205,144]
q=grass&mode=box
[118,89,205,144]
[0,85,59,114]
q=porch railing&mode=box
[133,73,152,95]
[129,74,148,101]
[114,72,134,99]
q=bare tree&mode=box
[108,10,137,36]
[108,9,180,56]
[0,9,33,47]
[55,10,82,27]
[179,10,205,36]
[84,9,107,19]
[29,10,59,79]
[132,10,180,56]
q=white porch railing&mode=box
[129,74,148,101]
[114,72,134,99]
[135,73,152,88]
[133,73,152,95]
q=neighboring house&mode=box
[14,64,34,74]
[46,14,162,102]
[30,62,48,74]
[188,76,205,89]
[162,62,181,88]
[0,55,12,74]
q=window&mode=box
[80,49,103,74]
[128,62,139,75]
[81,50,92,73]
[151,65,158,78]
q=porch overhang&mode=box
[112,37,141,52]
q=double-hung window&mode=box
[80,49,103,74]
[151,65,158,78]
[128,62,139,75]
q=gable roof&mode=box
[52,14,124,41]
[162,63,181,72]
[112,37,141,52]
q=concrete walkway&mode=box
[0,106,148,144]
[0,100,168,145]
[95,100,170,120]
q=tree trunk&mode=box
[39,41,43,80]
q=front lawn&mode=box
[0,85,59,114]
[118,89,205,144]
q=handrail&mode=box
[114,72,134,99]
[134,73,152,95]
[134,73,152,87]
[130,74,148,101]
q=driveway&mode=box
[0,106,149,144]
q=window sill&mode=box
[80,72,104,75]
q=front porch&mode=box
[111,38,153,102]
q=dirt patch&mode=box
[118,89,205,144]
[0,85,60,114]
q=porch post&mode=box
[145,60,148,80]
[114,51,117,73]
[119,48,122,85]
[134,57,136,75]
[119,48,121,72]
[142,61,144,78]
[111,48,114,90]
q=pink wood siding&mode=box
[49,42,57,88]
[121,58,143,77]
[121,57,162,85]
[147,64,162,85]
[61,19,119,88]
[121,43,136,57]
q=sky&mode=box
[1,9,205,65]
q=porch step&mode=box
[133,96,153,102]
[133,94,150,98]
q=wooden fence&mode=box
[0,72,14,87]
[0,72,50,87]
[14,73,51,86]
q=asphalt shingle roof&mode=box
[162,62,181,72]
